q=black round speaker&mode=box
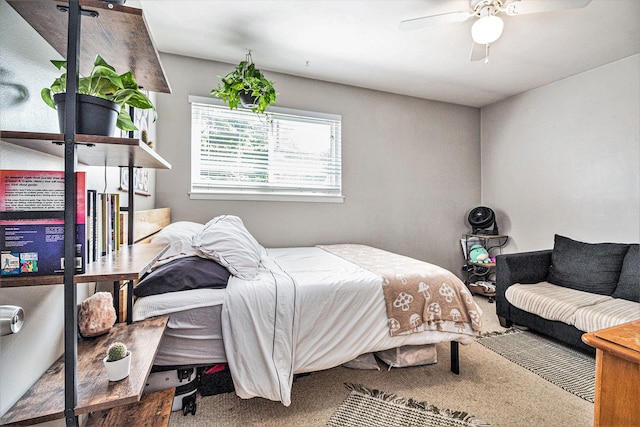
[468,206,498,235]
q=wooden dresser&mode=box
[582,320,640,427]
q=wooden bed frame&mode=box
[115,208,171,322]
[120,207,171,244]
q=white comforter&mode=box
[222,247,479,406]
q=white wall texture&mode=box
[481,54,640,253]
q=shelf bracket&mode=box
[56,4,100,19]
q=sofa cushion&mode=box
[547,234,630,295]
[505,282,612,325]
[574,298,640,332]
[612,244,639,302]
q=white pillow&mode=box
[150,221,205,260]
[192,215,263,280]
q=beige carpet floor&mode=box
[169,297,593,427]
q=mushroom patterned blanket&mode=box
[318,244,483,336]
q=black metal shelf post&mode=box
[63,1,80,425]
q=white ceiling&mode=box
[138,0,640,108]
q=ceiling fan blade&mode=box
[504,0,592,16]
[399,11,472,31]
[469,42,487,62]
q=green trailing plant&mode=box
[211,52,277,114]
[106,342,128,362]
[41,54,156,131]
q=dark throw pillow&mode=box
[547,234,630,295]
[612,244,639,302]
[134,256,231,297]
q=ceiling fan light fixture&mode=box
[471,14,504,45]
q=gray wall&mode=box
[481,54,640,252]
[155,53,481,273]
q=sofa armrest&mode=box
[495,249,552,319]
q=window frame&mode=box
[188,95,344,203]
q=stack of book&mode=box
[86,191,122,263]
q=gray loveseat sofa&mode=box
[495,234,639,354]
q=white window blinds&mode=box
[190,97,342,202]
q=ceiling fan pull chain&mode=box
[485,44,490,64]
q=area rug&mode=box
[476,328,595,402]
[326,383,490,427]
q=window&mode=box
[189,96,343,202]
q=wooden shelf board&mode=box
[0,243,168,288]
[465,234,509,239]
[0,131,171,169]
[6,0,171,94]
[85,387,174,427]
[0,316,169,426]
[468,283,496,297]
[469,261,496,267]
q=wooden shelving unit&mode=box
[1,1,172,425]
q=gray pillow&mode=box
[134,256,230,297]
[612,244,639,302]
[547,234,629,295]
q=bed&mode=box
[131,213,483,406]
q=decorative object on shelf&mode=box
[469,244,490,264]
[41,54,156,135]
[141,129,153,148]
[78,292,116,338]
[467,206,499,235]
[120,167,151,196]
[103,341,131,381]
[211,51,277,114]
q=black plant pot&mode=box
[238,90,259,109]
[53,93,120,136]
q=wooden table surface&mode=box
[582,320,640,427]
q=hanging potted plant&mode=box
[103,341,131,381]
[41,54,156,136]
[211,52,277,114]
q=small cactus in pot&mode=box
[106,342,128,362]
[103,341,131,381]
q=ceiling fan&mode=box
[399,0,593,62]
